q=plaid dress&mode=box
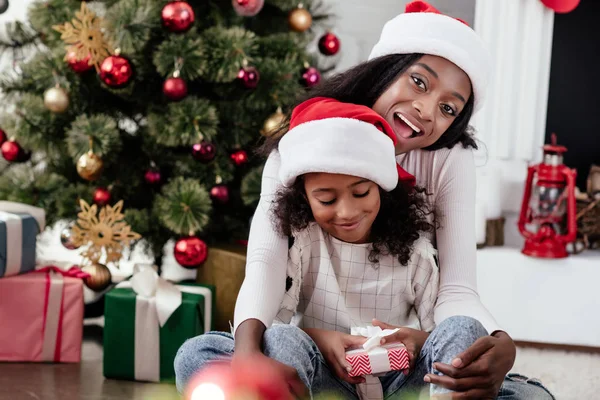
[275,222,439,399]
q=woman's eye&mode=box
[441,104,457,116]
[411,76,426,90]
[354,190,370,198]
[319,199,336,206]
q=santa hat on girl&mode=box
[278,97,416,192]
[369,0,491,112]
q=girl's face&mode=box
[373,55,472,154]
[303,173,380,244]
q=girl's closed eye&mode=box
[318,198,336,206]
[354,190,370,198]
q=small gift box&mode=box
[0,201,46,278]
[345,326,410,377]
[104,266,215,382]
[0,266,87,362]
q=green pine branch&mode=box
[154,177,212,236]
[153,31,205,80]
[201,26,258,82]
[65,114,121,162]
[147,97,219,147]
[104,0,161,55]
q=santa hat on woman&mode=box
[278,97,416,192]
[369,0,491,112]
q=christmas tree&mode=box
[0,0,339,268]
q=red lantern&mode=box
[517,134,577,258]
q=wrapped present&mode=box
[104,266,215,382]
[196,244,246,331]
[345,326,410,377]
[0,266,87,362]
[0,201,46,278]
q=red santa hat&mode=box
[368,0,491,112]
[278,97,416,192]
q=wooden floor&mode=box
[0,323,180,400]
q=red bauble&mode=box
[192,141,216,163]
[66,49,93,73]
[210,184,229,204]
[0,128,6,145]
[318,32,341,56]
[185,358,293,400]
[237,65,260,89]
[232,0,264,17]
[144,169,162,185]
[300,66,321,87]
[93,187,111,206]
[1,139,23,162]
[540,0,579,13]
[163,77,188,101]
[230,149,248,166]
[99,55,133,88]
[174,236,208,268]
[162,1,195,33]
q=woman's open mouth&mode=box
[393,112,424,139]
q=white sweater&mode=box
[234,145,501,335]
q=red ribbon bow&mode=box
[405,1,469,26]
[36,265,90,279]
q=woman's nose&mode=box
[413,98,435,121]
[335,199,359,220]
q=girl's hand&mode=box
[372,319,429,374]
[426,331,516,399]
[304,328,367,385]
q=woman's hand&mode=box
[426,331,516,399]
[232,351,308,398]
[372,319,430,374]
[304,328,367,385]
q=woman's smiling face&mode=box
[373,55,472,154]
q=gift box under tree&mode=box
[0,201,45,278]
[103,267,215,382]
[0,266,87,362]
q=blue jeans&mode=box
[174,316,554,399]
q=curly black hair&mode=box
[259,53,477,157]
[272,178,434,266]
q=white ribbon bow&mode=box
[128,265,182,328]
[351,325,400,351]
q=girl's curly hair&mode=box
[272,178,434,266]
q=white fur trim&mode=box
[368,12,491,112]
[278,118,398,191]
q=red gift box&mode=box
[345,343,409,377]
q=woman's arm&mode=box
[432,147,501,334]
[233,151,289,337]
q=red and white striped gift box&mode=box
[345,343,409,377]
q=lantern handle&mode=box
[560,166,578,245]
[518,165,537,239]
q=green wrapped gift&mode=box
[103,267,215,382]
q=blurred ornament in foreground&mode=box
[163,76,188,101]
[300,65,320,88]
[76,151,104,181]
[81,262,112,292]
[184,357,293,400]
[210,184,229,204]
[93,187,111,206]
[230,149,248,166]
[0,0,9,15]
[144,169,162,185]
[237,65,260,89]
[192,141,216,163]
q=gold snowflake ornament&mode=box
[71,199,141,266]
[52,2,113,72]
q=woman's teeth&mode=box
[395,113,421,133]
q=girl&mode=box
[177,97,444,399]
[230,2,553,399]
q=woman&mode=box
[177,2,554,399]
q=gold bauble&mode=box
[76,150,104,181]
[43,86,70,113]
[261,108,286,138]
[81,262,112,292]
[288,7,312,32]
